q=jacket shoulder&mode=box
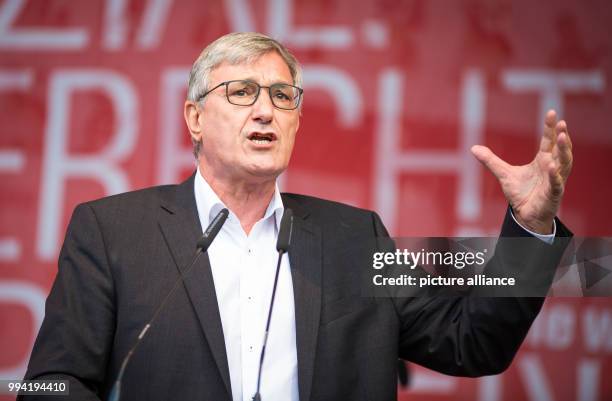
[281,192,381,227]
[84,184,175,208]
[72,184,178,227]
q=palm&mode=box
[471,110,573,234]
[500,153,558,224]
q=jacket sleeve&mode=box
[19,203,116,400]
[374,208,572,377]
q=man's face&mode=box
[192,51,300,183]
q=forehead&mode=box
[209,51,293,85]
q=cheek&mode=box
[287,126,297,151]
[280,117,299,148]
[203,106,250,134]
[204,118,248,148]
[201,125,239,160]
[283,133,296,153]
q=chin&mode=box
[245,165,284,180]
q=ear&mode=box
[184,100,203,143]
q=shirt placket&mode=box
[240,226,264,400]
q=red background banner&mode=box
[1,0,611,400]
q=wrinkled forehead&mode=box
[209,51,294,84]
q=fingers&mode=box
[471,145,511,180]
[540,110,573,178]
[539,109,558,152]
[548,160,564,198]
[556,120,572,149]
[556,120,573,177]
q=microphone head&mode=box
[197,208,229,252]
[276,208,293,252]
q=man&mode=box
[22,32,573,401]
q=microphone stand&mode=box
[252,209,293,401]
[108,208,229,401]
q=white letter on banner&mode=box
[224,0,256,31]
[374,69,485,234]
[502,70,605,135]
[0,0,88,50]
[103,0,173,50]
[545,303,575,350]
[477,375,501,401]
[102,0,129,50]
[583,307,612,353]
[517,354,554,401]
[0,281,46,380]
[223,0,354,48]
[157,67,194,185]
[136,0,173,49]
[0,70,32,262]
[577,359,600,401]
[267,0,353,48]
[301,65,363,127]
[37,70,138,260]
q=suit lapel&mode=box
[157,173,232,398]
[156,179,323,401]
[283,195,322,401]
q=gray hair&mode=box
[187,32,303,158]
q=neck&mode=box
[199,168,276,235]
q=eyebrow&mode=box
[238,77,293,86]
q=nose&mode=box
[251,89,274,125]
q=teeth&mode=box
[251,138,271,144]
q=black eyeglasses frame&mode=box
[196,80,303,110]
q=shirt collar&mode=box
[194,167,284,232]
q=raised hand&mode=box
[470,110,573,234]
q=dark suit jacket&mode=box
[22,173,571,401]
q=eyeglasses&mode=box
[197,80,303,110]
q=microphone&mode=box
[197,207,229,251]
[276,208,293,252]
[108,208,229,401]
[252,208,293,401]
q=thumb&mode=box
[471,145,511,180]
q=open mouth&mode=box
[248,132,276,145]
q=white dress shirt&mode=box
[194,169,299,401]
